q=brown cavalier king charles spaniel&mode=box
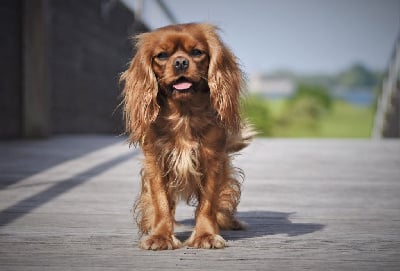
[120,23,253,250]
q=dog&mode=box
[120,23,253,250]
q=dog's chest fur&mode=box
[150,102,223,195]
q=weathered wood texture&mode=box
[0,137,399,270]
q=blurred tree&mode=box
[289,83,332,110]
[277,83,332,131]
[337,63,379,88]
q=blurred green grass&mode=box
[242,97,374,138]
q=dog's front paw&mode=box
[185,233,226,249]
[140,234,181,250]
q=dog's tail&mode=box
[226,120,257,153]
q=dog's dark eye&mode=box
[190,49,203,57]
[156,52,169,60]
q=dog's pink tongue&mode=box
[173,82,192,90]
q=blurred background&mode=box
[1,0,399,139]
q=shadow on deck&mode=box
[176,211,324,242]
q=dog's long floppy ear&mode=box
[120,33,159,144]
[205,25,243,133]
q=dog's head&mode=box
[121,23,243,143]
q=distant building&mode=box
[249,73,296,99]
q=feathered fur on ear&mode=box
[120,33,160,144]
[205,25,243,133]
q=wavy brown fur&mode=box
[121,23,253,250]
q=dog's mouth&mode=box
[171,77,194,95]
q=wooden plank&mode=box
[0,137,399,270]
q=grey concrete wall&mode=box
[49,0,147,134]
[0,0,149,138]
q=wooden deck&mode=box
[0,136,399,270]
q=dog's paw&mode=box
[140,234,181,250]
[185,233,226,249]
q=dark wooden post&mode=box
[22,0,50,137]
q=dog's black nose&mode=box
[174,57,189,72]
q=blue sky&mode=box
[124,0,400,74]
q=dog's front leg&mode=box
[139,171,181,250]
[185,167,226,249]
